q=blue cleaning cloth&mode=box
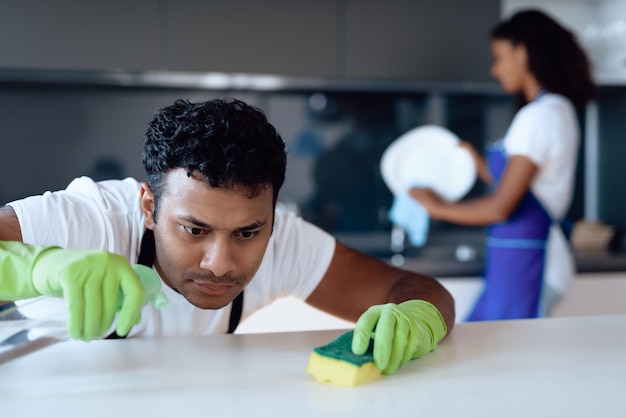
[388,193,430,247]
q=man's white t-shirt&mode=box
[8,177,336,337]
[501,93,579,298]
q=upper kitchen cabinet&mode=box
[343,0,500,82]
[0,0,501,81]
[0,0,161,71]
[164,0,340,77]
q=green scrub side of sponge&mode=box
[313,330,373,365]
[307,330,382,387]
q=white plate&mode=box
[380,125,476,202]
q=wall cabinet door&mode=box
[0,0,160,71]
[164,0,340,77]
[0,0,499,82]
[343,0,500,82]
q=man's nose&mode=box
[199,237,237,278]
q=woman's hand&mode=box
[457,140,477,154]
[458,140,492,185]
[408,187,445,219]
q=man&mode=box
[0,98,454,375]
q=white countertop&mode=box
[1,314,625,418]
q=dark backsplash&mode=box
[3,80,623,254]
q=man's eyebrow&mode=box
[235,220,268,232]
[179,215,211,228]
[179,215,267,231]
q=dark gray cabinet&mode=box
[344,0,500,82]
[164,0,340,77]
[0,0,500,82]
[0,0,161,71]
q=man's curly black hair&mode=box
[142,98,287,221]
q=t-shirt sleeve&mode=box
[503,102,558,166]
[7,177,144,257]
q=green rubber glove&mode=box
[352,300,447,375]
[1,241,145,341]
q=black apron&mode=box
[106,229,243,338]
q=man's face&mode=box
[140,168,274,310]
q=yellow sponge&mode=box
[306,330,382,387]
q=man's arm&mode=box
[0,205,23,242]
[0,205,22,305]
[306,242,455,332]
[409,155,538,226]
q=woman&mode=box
[410,10,595,321]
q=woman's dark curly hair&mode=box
[491,9,595,111]
[142,98,286,220]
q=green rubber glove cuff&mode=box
[30,246,70,297]
[130,264,168,310]
[0,241,57,300]
[352,300,447,375]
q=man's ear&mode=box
[140,182,156,229]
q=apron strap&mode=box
[106,229,244,339]
[228,292,244,334]
[136,228,156,267]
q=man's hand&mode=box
[351,300,447,375]
[1,241,144,341]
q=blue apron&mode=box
[466,143,551,321]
